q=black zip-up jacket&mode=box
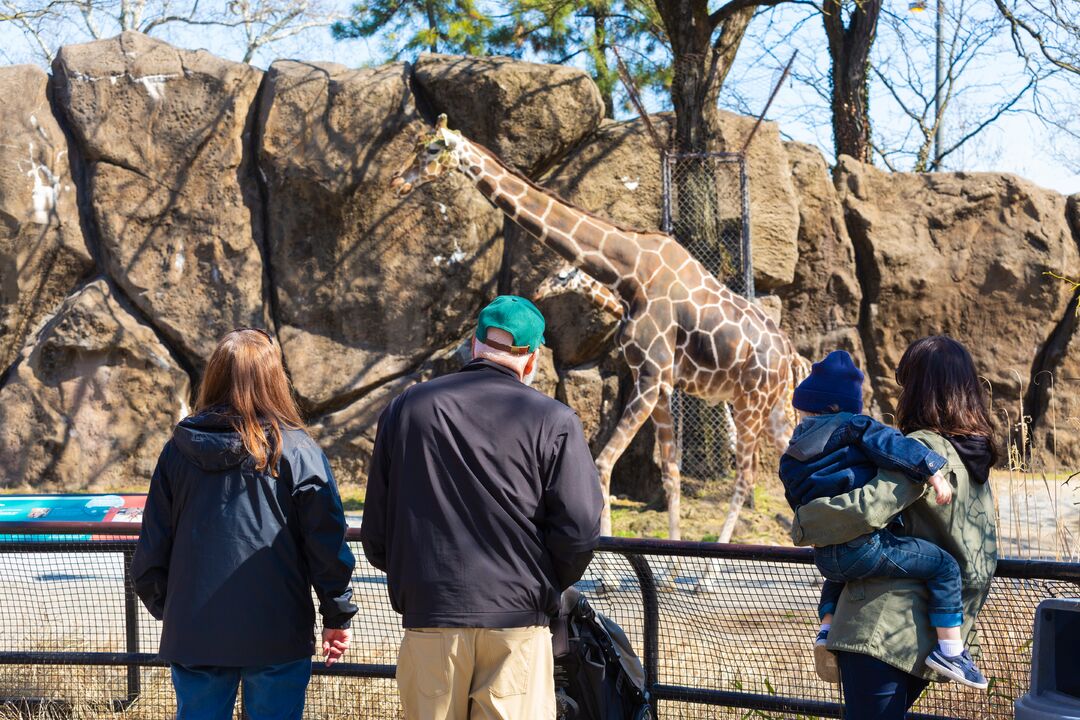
[361,359,603,629]
[132,410,357,666]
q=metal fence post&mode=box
[738,155,754,299]
[624,552,660,716]
[122,546,142,707]
[660,151,672,234]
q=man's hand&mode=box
[928,471,953,506]
[322,628,351,667]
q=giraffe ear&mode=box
[436,114,448,131]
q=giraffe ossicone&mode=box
[392,114,807,546]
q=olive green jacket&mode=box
[790,430,998,679]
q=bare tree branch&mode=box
[0,0,341,66]
[994,0,1080,75]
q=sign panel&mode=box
[0,495,146,524]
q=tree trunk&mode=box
[425,0,439,53]
[591,10,616,118]
[655,0,714,151]
[823,0,882,163]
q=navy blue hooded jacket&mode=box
[361,359,603,629]
[779,412,948,510]
[132,410,357,667]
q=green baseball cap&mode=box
[476,295,547,354]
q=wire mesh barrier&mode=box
[0,525,1078,719]
[660,153,751,296]
[661,152,752,483]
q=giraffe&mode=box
[392,115,800,544]
[535,264,813,503]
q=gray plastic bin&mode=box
[1015,598,1080,720]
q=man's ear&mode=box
[523,349,539,378]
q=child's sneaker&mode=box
[813,629,839,684]
[925,648,988,689]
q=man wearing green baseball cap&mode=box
[471,294,547,383]
[362,295,603,720]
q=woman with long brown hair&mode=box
[792,336,998,719]
[133,328,356,720]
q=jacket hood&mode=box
[946,434,994,485]
[785,413,852,462]
[172,409,249,472]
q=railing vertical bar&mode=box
[660,151,672,234]
[739,154,754,299]
[122,546,142,706]
[624,552,660,716]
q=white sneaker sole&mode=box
[924,655,989,690]
[814,642,840,684]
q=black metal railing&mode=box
[0,523,1077,719]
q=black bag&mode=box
[552,588,653,720]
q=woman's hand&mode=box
[928,471,953,506]
[322,627,351,666]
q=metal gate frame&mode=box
[660,150,754,482]
[660,150,753,299]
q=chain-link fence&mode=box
[661,152,752,484]
[1,524,1077,719]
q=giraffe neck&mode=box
[455,138,642,298]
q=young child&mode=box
[779,350,988,689]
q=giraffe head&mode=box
[533,266,583,303]
[390,114,464,197]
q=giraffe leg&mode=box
[766,398,795,452]
[651,391,683,590]
[595,385,660,537]
[717,398,766,544]
[719,402,755,510]
[651,392,681,541]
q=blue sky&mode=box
[2,0,1077,194]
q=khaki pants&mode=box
[396,626,555,720]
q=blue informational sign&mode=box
[0,494,146,541]
[0,495,144,522]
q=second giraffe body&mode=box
[393,116,800,543]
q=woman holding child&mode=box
[790,336,999,720]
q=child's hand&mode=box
[928,471,953,506]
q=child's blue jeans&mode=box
[171,658,311,720]
[815,529,963,628]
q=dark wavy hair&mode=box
[895,335,999,465]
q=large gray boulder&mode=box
[0,280,189,488]
[777,142,864,367]
[52,32,266,369]
[413,53,605,175]
[257,60,503,411]
[0,65,94,373]
[1029,194,1080,467]
[309,375,416,487]
[836,158,1079,429]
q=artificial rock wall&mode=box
[1,32,1078,492]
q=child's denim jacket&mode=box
[778,413,947,511]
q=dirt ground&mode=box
[607,466,794,545]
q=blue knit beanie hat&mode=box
[792,350,864,414]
